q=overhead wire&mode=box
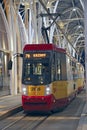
[38,0,85,65]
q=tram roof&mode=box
[23,43,66,53]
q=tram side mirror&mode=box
[7,53,23,70]
[7,59,13,70]
[17,54,23,57]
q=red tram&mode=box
[22,43,84,112]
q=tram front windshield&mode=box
[22,53,51,85]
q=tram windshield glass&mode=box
[22,52,51,85]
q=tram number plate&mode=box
[31,87,41,91]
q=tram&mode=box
[22,43,84,112]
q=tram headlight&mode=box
[45,84,52,95]
[22,86,27,95]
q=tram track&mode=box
[0,111,50,130]
[0,111,26,130]
[27,115,49,130]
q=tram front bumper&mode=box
[22,95,55,112]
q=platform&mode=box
[77,102,87,130]
[0,94,22,120]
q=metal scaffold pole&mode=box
[84,0,87,99]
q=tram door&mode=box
[0,51,10,96]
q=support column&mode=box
[9,0,18,95]
[84,0,87,97]
[29,0,38,44]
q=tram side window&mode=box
[72,62,78,80]
[61,53,67,80]
[57,59,61,80]
[51,53,56,81]
[56,53,66,80]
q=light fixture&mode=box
[72,8,77,11]
[58,21,64,29]
[78,25,81,28]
